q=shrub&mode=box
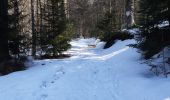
[137,28,170,59]
[104,31,134,49]
[48,34,71,57]
[41,23,72,58]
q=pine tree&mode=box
[137,0,170,76]
[139,0,169,29]
[41,0,70,57]
[8,0,25,58]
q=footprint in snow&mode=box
[40,81,47,89]
[50,67,65,83]
[40,66,65,89]
[37,94,48,100]
[38,66,65,99]
[41,94,48,98]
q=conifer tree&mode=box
[8,0,25,58]
[41,0,70,57]
[137,0,170,76]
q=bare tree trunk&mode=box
[167,0,170,28]
[39,0,43,43]
[14,0,20,58]
[0,0,9,62]
[125,0,135,28]
[36,0,40,32]
[31,0,36,57]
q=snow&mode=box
[122,28,140,35]
[1,38,170,100]
[149,46,170,75]
[158,21,169,28]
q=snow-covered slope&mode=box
[0,38,170,100]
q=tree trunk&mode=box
[14,0,20,58]
[31,0,36,57]
[168,1,170,28]
[125,0,135,28]
[0,0,9,62]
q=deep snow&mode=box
[0,38,170,100]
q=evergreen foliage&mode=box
[0,0,28,75]
[104,31,134,49]
[97,9,134,49]
[137,0,170,59]
[0,0,70,74]
[8,0,27,58]
[139,0,169,29]
[40,0,70,57]
[97,11,116,41]
[137,0,170,76]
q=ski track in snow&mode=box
[1,38,170,100]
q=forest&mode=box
[0,0,170,75]
[0,0,170,99]
[0,0,139,74]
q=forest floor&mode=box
[0,38,170,100]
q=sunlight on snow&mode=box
[165,98,170,100]
[87,46,129,60]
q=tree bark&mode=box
[125,0,135,28]
[168,1,170,28]
[31,0,36,57]
[14,0,20,57]
[0,0,9,62]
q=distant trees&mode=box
[93,0,137,41]
[0,0,139,61]
[67,0,91,37]
[66,0,137,38]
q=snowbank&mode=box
[122,28,140,35]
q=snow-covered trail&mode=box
[0,38,170,100]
